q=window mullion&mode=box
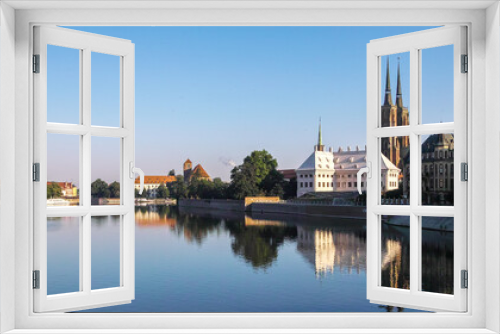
[409,47,420,295]
[82,48,92,294]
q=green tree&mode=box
[108,181,120,198]
[168,175,188,200]
[212,178,229,199]
[47,182,62,199]
[168,169,176,176]
[156,183,170,199]
[261,169,285,196]
[91,179,110,198]
[242,150,277,185]
[283,177,297,199]
[228,163,261,199]
[229,150,283,199]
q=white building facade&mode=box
[296,124,401,198]
[333,146,400,193]
[296,122,336,198]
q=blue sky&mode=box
[47,26,453,183]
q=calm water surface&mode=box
[46,205,453,312]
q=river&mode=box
[46,205,453,312]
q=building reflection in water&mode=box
[297,226,366,278]
[135,207,177,227]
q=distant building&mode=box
[183,159,211,182]
[295,121,400,198]
[134,175,176,197]
[47,181,77,198]
[402,133,454,205]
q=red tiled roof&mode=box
[135,175,177,184]
[184,159,192,164]
[48,181,74,189]
[192,164,210,178]
[278,169,296,179]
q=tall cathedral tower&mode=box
[381,58,409,168]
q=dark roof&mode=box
[422,134,454,153]
[278,169,297,179]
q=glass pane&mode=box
[91,137,121,205]
[47,133,80,206]
[380,136,409,205]
[91,215,121,290]
[421,133,454,206]
[421,45,454,124]
[47,45,80,124]
[47,216,80,295]
[91,52,121,127]
[381,215,410,290]
[380,52,410,127]
[421,217,454,294]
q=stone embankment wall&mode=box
[179,199,366,219]
[178,199,246,212]
[250,203,366,219]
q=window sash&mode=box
[366,26,467,312]
[32,25,136,313]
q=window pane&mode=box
[47,216,80,295]
[421,217,454,294]
[47,45,80,124]
[380,52,410,127]
[91,52,121,127]
[380,136,409,204]
[47,133,80,207]
[91,137,121,205]
[381,215,410,290]
[421,45,454,124]
[421,133,454,206]
[92,215,121,290]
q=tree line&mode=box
[161,150,296,200]
[84,150,297,201]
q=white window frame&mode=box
[1,2,499,333]
[33,25,136,313]
[366,26,467,312]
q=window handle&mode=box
[356,162,371,195]
[129,162,145,194]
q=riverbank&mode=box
[178,199,366,219]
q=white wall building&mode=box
[296,121,336,198]
[332,146,400,193]
[296,123,401,198]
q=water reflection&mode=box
[297,226,365,277]
[381,223,410,290]
[50,205,453,312]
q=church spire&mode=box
[318,117,322,147]
[383,58,393,106]
[396,58,403,108]
[315,118,325,152]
